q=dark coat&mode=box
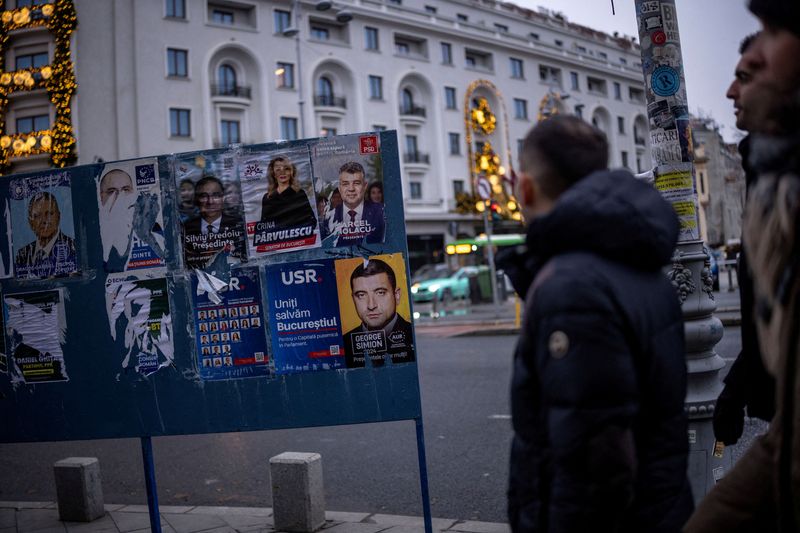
[182,213,245,268]
[259,187,316,229]
[328,201,385,246]
[14,231,77,279]
[498,169,693,533]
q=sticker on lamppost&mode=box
[476,177,491,201]
[651,65,680,97]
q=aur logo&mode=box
[281,269,321,285]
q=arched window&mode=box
[401,88,414,113]
[316,76,334,105]
[218,64,237,95]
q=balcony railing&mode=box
[314,95,347,108]
[403,152,430,164]
[399,105,426,117]
[210,84,252,98]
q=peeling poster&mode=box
[106,274,173,377]
[5,289,68,383]
[97,158,166,272]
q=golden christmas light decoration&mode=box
[470,97,496,135]
[537,90,563,122]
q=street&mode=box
[0,315,747,523]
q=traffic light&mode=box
[490,200,502,221]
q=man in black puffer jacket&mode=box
[499,116,693,533]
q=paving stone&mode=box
[162,512,228,533]
[368,515,456,531]
[127,526,176,533]
[114,506,149,514]
[159,506,195,514]
[63,514,118,532]
[324,512,371,523]
[108,511,168,533]
[319,523,387,533]
[10,503,54,510]
[101,506,126,513]
[189,507,273,517]
[0,509,15,528]
[446,522,510,533]
[16,509,66,532]
[219,513,273,529]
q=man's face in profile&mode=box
[100,170,134,207]
[29,196,61,243]
[196,180,224,222]
[339,171,366,210]
[351,272,400,330]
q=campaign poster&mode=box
[4,289,68,383]
[9,170,78,280]
[96,158,166,272]
[266,259,345,374]
[334,254,415,369]
[105,273,173,377]
[309,133,386,248]
[0,289,6,373]
[0,200,13,279]
[192,267,270,380]
[239,146,321,256]
[174,152,246,271]
[655,162,701,241]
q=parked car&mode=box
[411,266,485,303]
[411,263,452,285]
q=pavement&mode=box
[0,501,510,533]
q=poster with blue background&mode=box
[192,267,270,380]
[266,259,345,374]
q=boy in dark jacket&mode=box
[500,116,693,532]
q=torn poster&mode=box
[192,266,270,380]
[239,146,320,256]
[0,200,13,278]
[105,273,173,377]
[97,158,166,272]
[9,171,78,280]
[266,259,345,374]
[0,288,7,373]
[309,134,386,248]
[4,289,68,383]
[174,152,246,271]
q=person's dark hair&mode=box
[28,191,59,217]
[739,32,760,54]
[339,161,365,176]
[193,176,223,205]
[519,115,608,198]
[350,258,397,290]
[179,178,195,188]
[367,181,383,202]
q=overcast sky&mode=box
[513,0,760,142]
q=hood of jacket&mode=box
[498,169,679,296]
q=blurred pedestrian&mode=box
[712,31,776,447]
[498,115,692,532]
[686,1,800,531]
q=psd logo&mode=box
[135,164,157,186]
[359,135,379,154]
[280,269,319,285]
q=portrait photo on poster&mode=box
[174,152,246,271]
[4,289,68,384]
[334,254,415,369]
[310,134,386,248]
[96,158,166,273]
[8,171,78,280]
[266,259,345,374]
[238,145,320,256]
[105,273,173,377]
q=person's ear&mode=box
[517,172,536,209]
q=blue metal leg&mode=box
[140,436,162,533]
[415,417,433,533]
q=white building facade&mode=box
[2,0,650,268]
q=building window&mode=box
[619,57,628,65]
[529,32,539,41]
[218,64,237,94]
[395,41,410,55]
[570,71,579,91]
[574,105,583,118]
[495,23,508,32]
[365,27,379,50]
[425,5,437,14]
[510,57,524,79]
[621,151,629,169]
[539,65,561,87]
[513,98,528,120]
[311,26,330,40]
[16,114,49,133]
[629,87,645,104]
[441,42,452,65]
[576,44,587,54]
[614,82,622,100]
[448,132,460,155]
[372,124,387,131]
[401,89,415,113]
[444,86,457,109]
[388,0,401,4]
[465,49,493,71]
[166,0,185,18]
[410,182,422,199]
[317,76,334,101]
[453,180,464,196]
[167,48,188,77]
[212,9,234,24]
[220,120,240,145]
[320,127,337,137]
[274,9,291,33]
[555,39,563,47]
[587,76,607,95]
[517,139,523,154]
[598,51,608,60]
[617,116,625,134]
[169,108,191,137]
[368,75,383,100]
[15,52,48,70]
[280,117,298,140]
[276,62,294,88]
[456,13,468,21]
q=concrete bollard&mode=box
[53,457,105,522]
[269,452,325,532]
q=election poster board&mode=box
[0,131,422,444]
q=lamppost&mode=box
[632,0,729,498]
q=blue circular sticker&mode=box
[651,65,680,97]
